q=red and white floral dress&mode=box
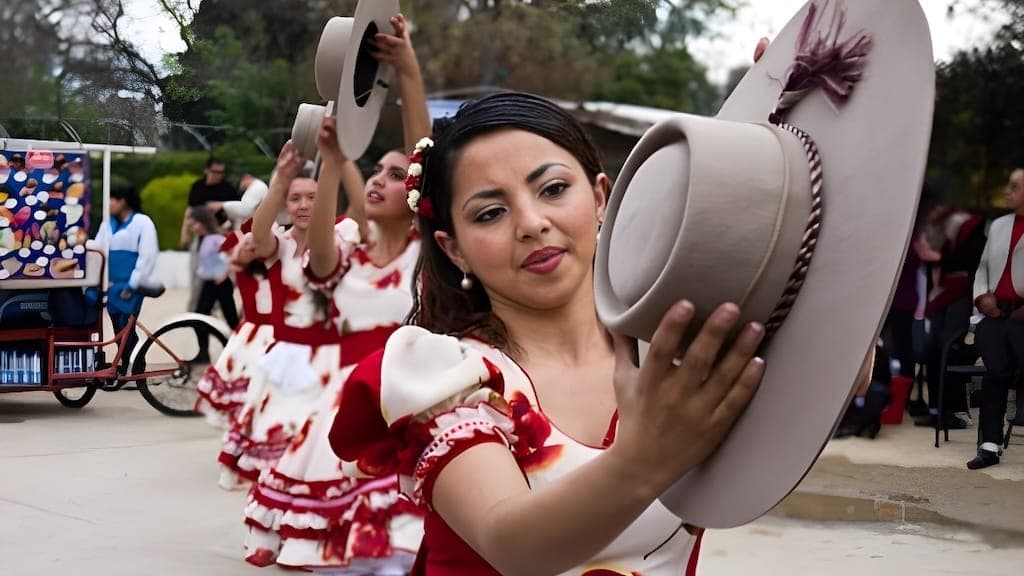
[331,326,703,576]
[195,230,278,432]
[244,234,425,572]
[218,224,357,485]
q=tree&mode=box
[929,0,1024,210]
[405,0,735,107]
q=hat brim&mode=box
[654,0,934,528]
[337,0,400,159]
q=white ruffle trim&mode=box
[407,397,516,506]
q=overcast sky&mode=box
[123,0,1007,86]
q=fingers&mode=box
[372,33,403,49]
[701,321,764,407]
[709,356,764,429]
[753,37,770,63]
[317,117,337,143]
[390,13,408,38]
[643,300,695,382]
[676,302,740,386]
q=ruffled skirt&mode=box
[218,340,343,489]
[243,365,424,571]
[195,321,275,430]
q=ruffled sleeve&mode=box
[303,216,361,292]
[331,326,517,508]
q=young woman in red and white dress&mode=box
[328,92,766,576]
[243,13,428,572]
[215,150,355,487]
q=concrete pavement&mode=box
[2,287,1022,575]
[778,413,1024,539]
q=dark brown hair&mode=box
[188,205,219,235]
[408,91,604,351]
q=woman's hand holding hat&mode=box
[609,301,765,490]
[316,116,348,168]
[272,141,306,190]
[368,13,418,77]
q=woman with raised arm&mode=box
[243,13,430,573]
[330,92,764,576]
[218,146,356,490]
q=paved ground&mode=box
[2,287,1023,575]
[3,392,1023,576]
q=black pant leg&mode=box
[110,313,138,370]
[976,317,1015,445]
[216,280,240,329]
[194,281,219,360]
[887,310,916,378]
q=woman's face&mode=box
[437,129,607,312]
[286,177,317,231]
[364,150,410,222]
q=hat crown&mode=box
[291,103,329,162]
[598,114,813,346]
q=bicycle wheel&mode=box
[53,385,97,409]
[134,318,228,417]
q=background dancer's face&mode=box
[287,177,317,231]
[436,129,607,312]
[364,150,411,223]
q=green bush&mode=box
[141,173,199,250]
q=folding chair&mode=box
[936,326,984,447]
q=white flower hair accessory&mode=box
[405,137,435,219]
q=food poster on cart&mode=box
[0,150,90,281]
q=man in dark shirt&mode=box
[182,158,238,334]
[187,158,238,227]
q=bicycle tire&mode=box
[134,318,228,417]
[53,386,97,409]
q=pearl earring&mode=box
[460,272,474,290]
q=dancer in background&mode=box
[218,150,348,485]
[244,12,429,572]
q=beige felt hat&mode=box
[315,16,354,102]
[336,0,399,159]
[594,0,934,528]
[291,102,329,161]
[289,13,356,162]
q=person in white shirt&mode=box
[93,184,159,370]
[223,173,289,228]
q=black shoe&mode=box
[857,418,881,439]
[966,449,1000,470]
[907,398,929,418]
[913,413,968,429]
[833,404,864,439]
